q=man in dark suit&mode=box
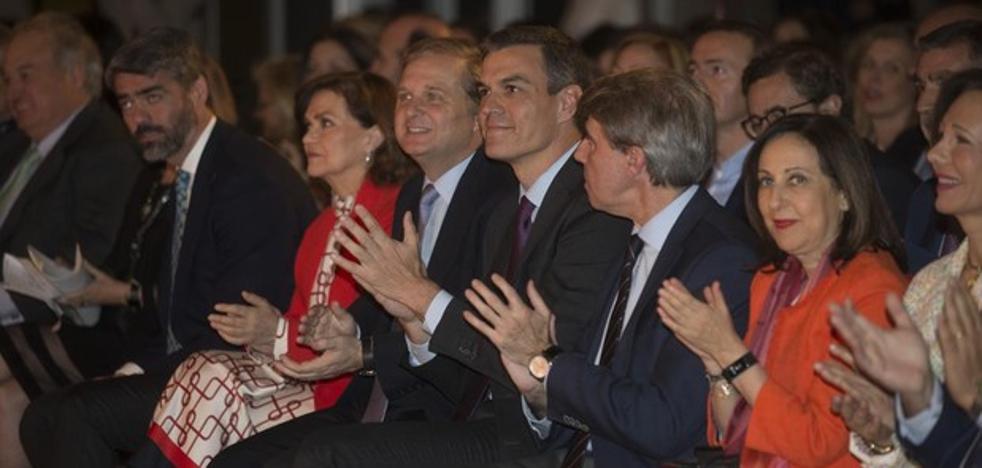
[0,13,141,467]
[210,37,516,467]
[741,42,918,235]
[18,27,316,468]
[284,26,631,467]
[465,69,757,466]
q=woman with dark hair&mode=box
[302,26,377,82]
[144,71,415,467]
[657,114,907,466]
[818,68,982,467]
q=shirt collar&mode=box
[635,185,699,251]
[36,104,86,157]
[179,116,217,176]
[717,141,753,175]
[424,151,475,200]
[521,142,578,207]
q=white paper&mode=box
[0,244,100,326]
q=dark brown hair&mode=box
[743,113,904,270]
[295,71,416,186]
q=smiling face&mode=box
[928,90,982,221]
[756,133,848,270]
[301,90,378,181]
[3,30,88,140]
[478,44,564,164]
[395,52,478,166]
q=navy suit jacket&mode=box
[546,188,757,466]
[335,150,517,423]
[134,120,317,372]
[901,386,980,468]
[416,156,633,459]
[905,178,961,274]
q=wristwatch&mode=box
[528,346,563,382]
[722,352,758,383]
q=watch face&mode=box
[528,355,549,381]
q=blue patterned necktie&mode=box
[417,184,440,262]
[167,169,191,352]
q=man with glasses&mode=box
[741,42,917,234]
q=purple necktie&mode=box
[506,196,536,280]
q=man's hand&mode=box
[463,275,553,368]
[58,261,129,307]
[298,303,356,351]
[828,294,934,416]
[938,281,982,414]
[331,208,440,321]
[209,291,281,353]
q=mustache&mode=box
[134,124,167,138]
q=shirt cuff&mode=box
[114,361,145,377]
[406,335,437,367]
[522,395,552,439]
[422,290,453,334]
[897,377,943,445]
[271,317,288,360]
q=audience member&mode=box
[741,43,917,241]
[302,26,377,82]
[579,23,626,75]
[852,23,925,170]
[689,21,767,218]
[0,13,141,468]
[18,27,317,468]
[610,31,688,75]
[253,55,304,172]
[465,68,758,466]
[915,2,982,41]
[659,114,907,466]
[203,54,237,125]
[371,13,451,84]
[211,37,516,468]
[141,71,411,467]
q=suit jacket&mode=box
[418,156,633,459]
[336,150,517,423]
[901,386,980,468]
[867,142,918,234]
[0,101,143,323]
[133,120,317,372]
[546,188,757,467]
[905,178,959,274]
[723,176,748,224]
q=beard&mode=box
[135,103,196,163]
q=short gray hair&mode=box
[106,27,206,90]
[12,12,102,97]
[576,69,715,187]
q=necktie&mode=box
[362,184,440,423]
[506,196,536,280]
[561,235,645,468]
[0,145,43,225]
[167,170,191,353]
[452,195,537,422]
[417,184,440,263]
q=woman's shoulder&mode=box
[838,249,907,289]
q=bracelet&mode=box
[126,279,143,308]
[864,437,895,455]
[721,352,758,383]
[706,373,734,398]
[358,336,375,377]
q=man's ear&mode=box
[624,145,649,180]
[189,75,210,107]
[817,95,842,116]
[556,84,583,124]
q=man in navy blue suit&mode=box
[465,69,758,467]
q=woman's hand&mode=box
[209,291,281,352]
[938,281,982,414]
[816,344,896,446]
[657,279,743,373]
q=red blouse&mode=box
[283,178,399,409]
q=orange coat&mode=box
[710,250,908,467]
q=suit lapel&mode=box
[0,103,95,244]
[427,153,482,285]
[515,158,582,275]
[170,122,223,297]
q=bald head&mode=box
[917,3,982,40]
[371,14,451,83]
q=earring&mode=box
[365,152,373,165]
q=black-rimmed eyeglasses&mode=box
[741,100,816,140]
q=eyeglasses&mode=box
[741,100,816,140]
